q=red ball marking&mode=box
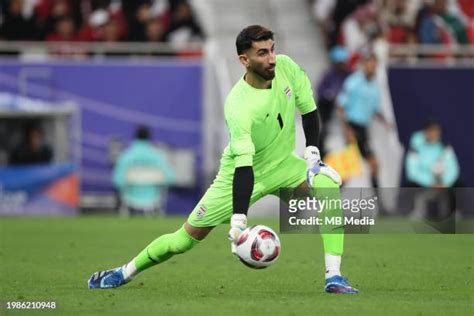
[258,229,275,240]
[250,238,263,261]
[237,231,249,246]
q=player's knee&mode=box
[312,174,341,201]
[312,174,340,189]
[170,226,200,254]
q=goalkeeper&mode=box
[88,25,358,294]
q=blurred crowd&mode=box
[0,0,205,44]
[313,0,474,54]
[313,0,463,194]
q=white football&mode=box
[235,225,281,269]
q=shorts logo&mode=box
[196,205,207,219]
[283,86,292,100]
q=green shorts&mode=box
[188,154,307,227]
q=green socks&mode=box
[133,226,200,271]
[312,174,344,256]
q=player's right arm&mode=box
[225,101,255,251]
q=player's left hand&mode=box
[228,213,247,255]
[304,146,342,187]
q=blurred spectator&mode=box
[416,0,468,44]
[313,0,473,63]
[112,125,175,216]
[337,53,391,188]
[434,0,469,44]
[0,0,38,40]
[312,0,337,46]
[406,121,459,188]
[458,0,474,43]
[382,0,413,43]
[78,9,111,41]
[9,124,52,165]
[46,15,89,57]
[121,0,165,41]
[342,3,379,53]
[316,46,352,157]
[145,19,165,42]
[163,1,204,44]
[46,15,79,41]
[0,0,204,46]
[102,18,122,42]
[405,121,460,220]
[328,0,371,47]
[41,0,73,38]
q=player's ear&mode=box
[239,54,250,68]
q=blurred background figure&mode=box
[112,125,175,216]
[9,123,52,165]
[405,120,460,220]
[381,0,413,44]
[0,0,38,40]
[324,0,371,48]
[46,15,78,42]
[406,120,460,188]
[417,0,469,45]
[337,53,391,189]
[316,45,352,158]
[163,0,205,44]
[0,0,204,46]
[341,2,379,54]
[145,19,165,42]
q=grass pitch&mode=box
[1,216,473,316]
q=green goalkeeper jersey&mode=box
[222,54,317,178]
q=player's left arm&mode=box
[302,110,341,186]
[286,56,342,186]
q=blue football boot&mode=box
[325,275,359,294]
[88,267,128,289]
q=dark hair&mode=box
[236,25,274,55]
[25,122,42,134]
[424,119,441,130]
[135,125,150,140]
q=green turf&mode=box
[0,216,473,316]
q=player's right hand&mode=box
[228,213,247,255]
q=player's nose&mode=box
[268,53,276,65]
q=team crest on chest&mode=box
[283,86,292,100]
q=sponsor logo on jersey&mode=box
[284,86,292,99]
